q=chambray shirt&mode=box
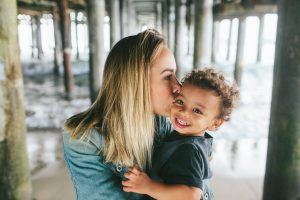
[63,116,172,200]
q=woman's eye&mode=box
[193,108,202,114]
[164,74,172,80]
[175,99,183,105]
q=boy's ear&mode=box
[208,118,224,131]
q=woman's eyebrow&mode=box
[160,69,174,74]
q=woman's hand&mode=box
[122,165,153,195]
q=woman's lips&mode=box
[175,117,190,129]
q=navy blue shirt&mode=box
[151,131,213,190]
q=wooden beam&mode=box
[18,7,44,15]
[213,4,277,20]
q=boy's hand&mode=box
[122,165,153,194]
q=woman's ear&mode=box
[208,118,224,131]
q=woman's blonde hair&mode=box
[64,29,165,169]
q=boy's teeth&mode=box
[177,118,188,125]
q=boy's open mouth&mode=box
[175,117,190,128]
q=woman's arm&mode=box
[63,130,127,200]
[122,166,202,200]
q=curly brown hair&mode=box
[182,68,240,121]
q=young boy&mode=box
[122,68,240,200]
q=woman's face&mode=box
[150,46,180,116]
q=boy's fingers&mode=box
[130,167,141,175]
[122,180,134,187]
[123,186,133,192]
[125,171,139,179]
[133,164,142,171]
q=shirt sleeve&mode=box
[62,131,128,200]
[159,144,205,189]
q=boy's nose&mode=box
[178,108,189,119]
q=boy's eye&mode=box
[175,99,183,106]
[193,108,202,115]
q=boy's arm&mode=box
[122,166,202,200]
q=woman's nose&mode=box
[171,75,181,94]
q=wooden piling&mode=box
[174,0,186,77]
[53,7,62,75]
[234,17,246,86]
[110,0,121,47]
[227,19,233,61]
[36,15,43,59]
[87,0,105,102]
[263,0,300,199]
[257,14,264,63]
[59,0,74,98]
[193,0,213,69]
[0,0,32,199]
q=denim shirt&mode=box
[63,116,172,200]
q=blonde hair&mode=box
[64,29,165,169]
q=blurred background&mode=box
[1,0,299,200]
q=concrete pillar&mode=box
[193,0,213,69]
[110,0,121,47]
[234,17,246,86]
[227,19,233,61]
[257,15,264,63]
[59,0,74,98]
[36,15,43,59]
[75,11,80,60]
[174,0,186,77]
[0,1,32,199]
[212,21,220,63]
[263,1,300,199]
[87,0,106,102]
[53,7,62,75]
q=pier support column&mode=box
[87,0,106,102]
[227,19,233,61]
[257,15,264,63]
[193,0,213,69]
[59,0,74,98]
[110,0,121,47]
[0,1,32,199]
[234,17,246,86]
[212,21,220,63]
[36,15,43,59]
[263,1,300,199]
[75,11,80,60]
[174,0,186,77]
[53,7,62,75]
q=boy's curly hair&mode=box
[182,68,240,121]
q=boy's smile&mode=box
[170,83,224,136]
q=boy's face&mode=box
[170,83,224,136]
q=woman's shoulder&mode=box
[62,128,105,155]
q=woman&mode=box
[63,29,180,199]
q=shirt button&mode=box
[116,165,122,172]
[204,193,209,199]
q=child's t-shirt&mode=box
[150,131,213,198]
